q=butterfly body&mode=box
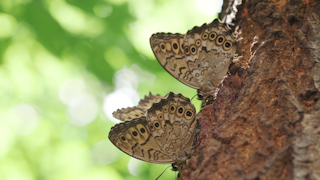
[150,19,236,101]
[109,92,197,167]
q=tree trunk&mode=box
[179,0,320,179]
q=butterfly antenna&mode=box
[155,165,170,180]
[191,94,197,101]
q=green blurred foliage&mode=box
[0,0,218,179]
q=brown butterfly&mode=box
[150,19,236,103]
[109,92,197,171]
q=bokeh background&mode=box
[0,0,222,179]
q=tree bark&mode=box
[179,0,320,179]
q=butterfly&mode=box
[150,19,236,103]
[109,92,197,171]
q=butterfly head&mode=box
[171,163,179,171]
[197,89,216,107]
[197,89,209,100]
[197,93,204,100]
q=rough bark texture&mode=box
[179,0,320,179]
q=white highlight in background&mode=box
[67,94,98,126]
[91,139,120,165]
[195,0,223,15]
[59,79,87,106]
[9,104,39,136]
[128,157,144,176]
[59,79,98,126]
[103,64,155,123]
[103,87,139,123]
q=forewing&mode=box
[150,33,199,89]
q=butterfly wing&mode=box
[109,92,197,164]
[184,19,236,91]
[113,93,164,121]
[138,92,163,110]
[150,19,236,99]
[150,33,199,89]
[109,116,175,164]
[202,19,236,86]
[146,92,197,158]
